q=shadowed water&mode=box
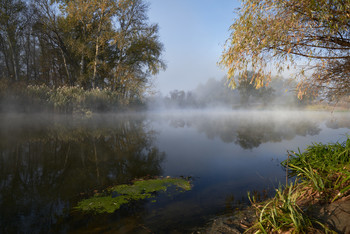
[0,110,349,233]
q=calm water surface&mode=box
[1,110,349,233]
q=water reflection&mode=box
[326,114,350,129]
[0,114,165,233]
[1,111,349,233]
[159,111,323,149]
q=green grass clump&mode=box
[248,138,350,233]
[248,183,319,233]
[75,177,192,213]
[283,138,350,202]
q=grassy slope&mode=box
[247,138,350,233]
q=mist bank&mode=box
[1,75,349,115]
[147,75,350,111]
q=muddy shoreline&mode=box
[196,195,350,233]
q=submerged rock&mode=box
[196,207,256,234]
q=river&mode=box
[0,110,349,233]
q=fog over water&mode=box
[1,110,349,233]
[1,0,349,231]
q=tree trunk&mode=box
[26,32,30,80]
[92,15,104,89]
[59,47,72,86]
[33,36,37,80]
[92,37,99,89]
[2,45,11,78]
[80,54,85,78]
[8,38,18,81]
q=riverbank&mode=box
[0,82,146,114]
[198,138,350,233]
[198,197,350,233]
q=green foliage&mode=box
[75,177,192,213]
[49,0,165,94]
[0,0,165,101]
[249,138,350,233]
[283,138,350,202]
[248,183,317,233]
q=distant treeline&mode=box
[0,0,164,106]
[151,72,317,109]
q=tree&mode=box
[236,72,257,106]
[55,0,113,88]
[32,0,75,85]
[0,0,29,81]
[236,71,275,106]
[0,0,164,106]
[220,0,350,100]
[54,0,165,99]
[112,0,165,101]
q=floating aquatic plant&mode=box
[75,177,192,213]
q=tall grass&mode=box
[248,138,350,233]
[248,183,316,233]
[283,138,350,202]
[0,81,140,114]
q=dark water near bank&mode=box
[0,110,349,233]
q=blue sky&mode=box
[147,0,241,95]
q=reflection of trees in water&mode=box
[0,114,165,233]
[325,114,350,130]
[166,113,322,149]
[235,120,321,149]
[169,119,186,128]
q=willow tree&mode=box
[220,0,350,100]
